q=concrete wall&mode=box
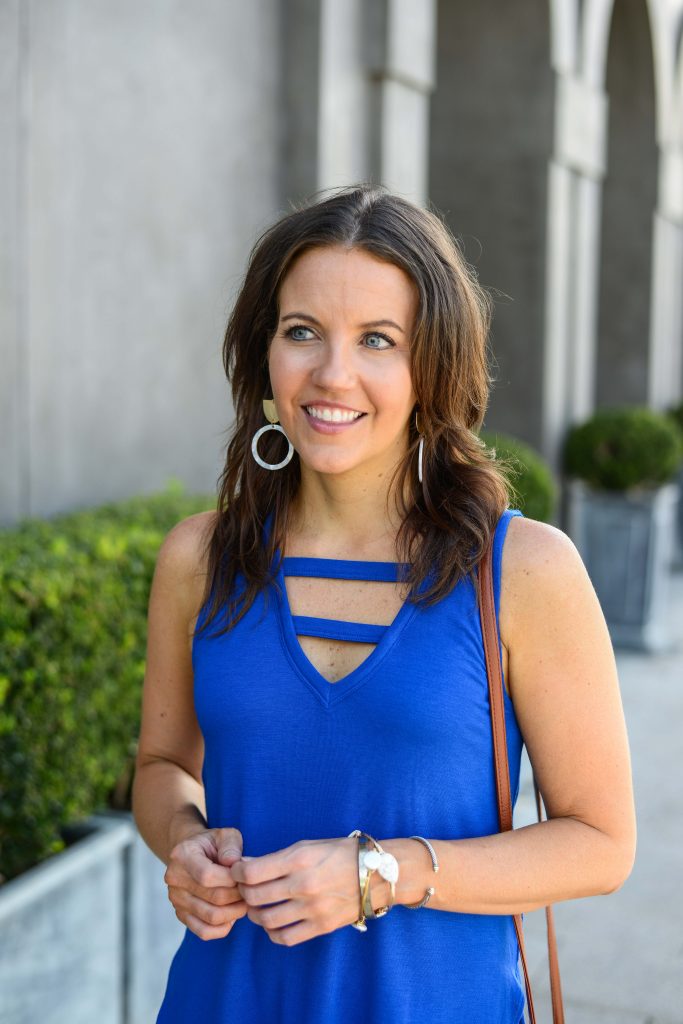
[596,0,658,408]
[429,0,554,449]
[1,0,282,525]
[0,1,24,524]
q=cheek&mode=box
[268,346,299,398]
[377,367,415,416]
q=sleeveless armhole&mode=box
[492,508,525,700]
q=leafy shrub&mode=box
[563,406,683,491]
[0,482,214,883]
[480,431,557,523]
[667,400,683,436]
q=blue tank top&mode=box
[156,509,526,1024]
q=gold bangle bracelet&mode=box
[348,830,398,924]
[348,830,369,931]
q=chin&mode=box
[302,454,363,476]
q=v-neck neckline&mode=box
[273,553,421,707]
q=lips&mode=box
[301,404,367,433]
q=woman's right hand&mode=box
[164,826,248,941]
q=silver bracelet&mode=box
[404,835,439,909]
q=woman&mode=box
[133,184,636,1023]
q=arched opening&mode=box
[596,0,658,407]
[428,0,553,448]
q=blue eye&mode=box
[364,333,393,349]
[285,325,315,341]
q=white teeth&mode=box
[305,406,364,424]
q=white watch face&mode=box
[363,850,381,871]
[378,853,399,883]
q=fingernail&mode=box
[221,848,241,859]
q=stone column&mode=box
[648,147,683,407]
[281,0,324,202]
[317,0,372,190]
[541,71,609,474]
[285,0,437,205]
[364,0,437,204]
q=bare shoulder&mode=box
[503,513,580,573]
[158,509,217,568]
[495,515,635,873]
[137,509,218,777]
[499,514,602,655]
[154,509,218,620]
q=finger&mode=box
[196,883,245,906]
[266,918,322,947]
[231,847,298,886]
[181,848,238,889]
[214,829,245,866]
[170,888,248,928]
[171,881,246,909]
[238,876,296,908]
[246,900,303,931]
[178,909,237,942]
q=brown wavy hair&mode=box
[196,183,515,637]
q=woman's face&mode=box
[268,245,418,482]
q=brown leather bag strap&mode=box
[534,783,566,1023]
[478,541,565,1024]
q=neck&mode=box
[286,463,410,559]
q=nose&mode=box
[310,337,356,392]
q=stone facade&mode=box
[2,0,682,526]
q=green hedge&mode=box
[0,482,214,884]
[480,431,557,523]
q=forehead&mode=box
[279,246,418,324]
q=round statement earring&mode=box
[415,410,425,484]
[251,399,295,471]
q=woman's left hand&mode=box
[230,837,363,945]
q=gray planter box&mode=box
[676,465,683,569]
[0,814,134,1024]
[567,479,680,652]
[96,810,186,1024]
[0,810,185,1024]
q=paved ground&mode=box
[517,564,683,1023]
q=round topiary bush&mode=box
[667,400,683,436]
[563,406,683,492]
[480,431,557,522]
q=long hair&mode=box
[197,184,515,637]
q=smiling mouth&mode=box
[303,405,367,424]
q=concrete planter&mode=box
[567,479,680,652]
[676,465,683,569]
[0,814,133,1024]
[0,810,184,1024]
[96,810,185,1024]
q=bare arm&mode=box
[131,511,249,941]
[378,516,637,914]
[131,511,215,865]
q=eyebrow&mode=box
[281,311,405,334]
